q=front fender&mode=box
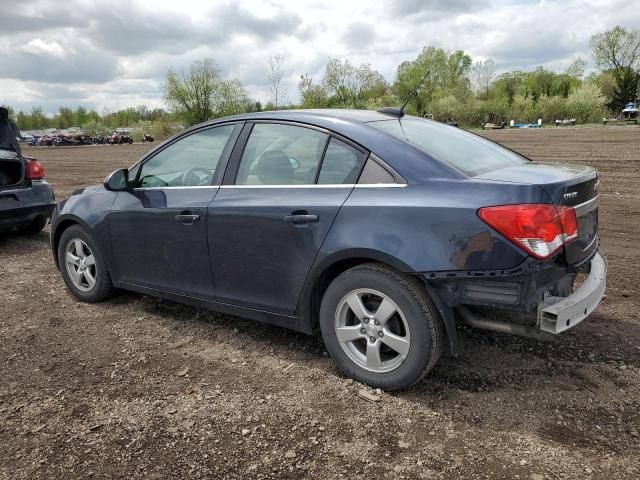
[50,187,118,271]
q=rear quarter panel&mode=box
[0,180,55,212]
[314,180,551,275]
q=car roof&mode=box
[172,109,465,182]
[216,108,397,124]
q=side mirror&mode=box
[104,168,130,191]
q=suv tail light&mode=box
[478,204,577,260]
[26,159,45,180]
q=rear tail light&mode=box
[26,159,45,180]
[478,204,577,260]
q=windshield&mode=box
[369,117,528,176]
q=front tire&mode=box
[319,263,443,391]
[57,225,116,302]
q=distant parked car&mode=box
[482,113,507,130]
[50,109,605,390]
[0,148,55,234]
[55,135,80,147]
[38,136,55,146]
[109,132,134,145]
[621,102,638,124]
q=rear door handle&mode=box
[175,213,201,224]
[284,214,319,224]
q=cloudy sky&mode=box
[1,0,639,115]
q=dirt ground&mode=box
[1,126,639,479]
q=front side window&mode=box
[370,117,527,176]
[138,125,236,187]
[317,138,367,184]
[236,123,328,185]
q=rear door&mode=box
[109,123,240,299]
[207,122,368,314]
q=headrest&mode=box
[254,150,293,185]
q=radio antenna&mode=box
[400,70,430,114]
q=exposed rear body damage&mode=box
[427,162,604,341]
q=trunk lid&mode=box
[0,148,26,191]
[475,162,599,265]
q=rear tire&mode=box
[18,215,47,234]
[319,263,443,391]
[57,225,116,303]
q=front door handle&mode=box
[175,213,201,224]
[284,213,319,224]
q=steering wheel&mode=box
[288,156,300,169]
[182,167,213,186]
[140,175,170,187]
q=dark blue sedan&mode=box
[50,109,606,390]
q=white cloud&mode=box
[22,38,66,58]
[0,0,639,114]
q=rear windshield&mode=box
[369,117,527,176]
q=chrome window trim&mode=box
[574,195,599,216]
[131,183,408,191]
[355,183,407,188]
[133,186,220,191]
[218,183,406,189]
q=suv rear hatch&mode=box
[0,148,26,190]
[475,162,599,265]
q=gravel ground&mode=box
[1,126,639,479]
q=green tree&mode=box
[392,47,471,115]
[491,71,525,106]
[165,59,222,124]
[268,55,286,109]
[16,111,31,130]
[565,57,586,79]
[214,79,252,117]
[55,107,75,128]
[165,59,252,125]
[566,83,606,123]
[321,59,388,107]
[471,58,496,100]
[30,107,49,129]
[590,26,640,110]
[75,106,89,126]
[298,74,329,108]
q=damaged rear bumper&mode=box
[537,251,606,334]
[425,250,607,341]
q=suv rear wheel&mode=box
[319,263,443,391]
[57,225,116,302]
[18,215,47,235]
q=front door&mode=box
[208,122,367,314]
[109,124,240,299]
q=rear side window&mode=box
[236,123,328,185]
[317,138,366,184]
[370,117,527,176]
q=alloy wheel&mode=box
[65,238,97,292]
[334,288,411,373]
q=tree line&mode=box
[7,25,639,135]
